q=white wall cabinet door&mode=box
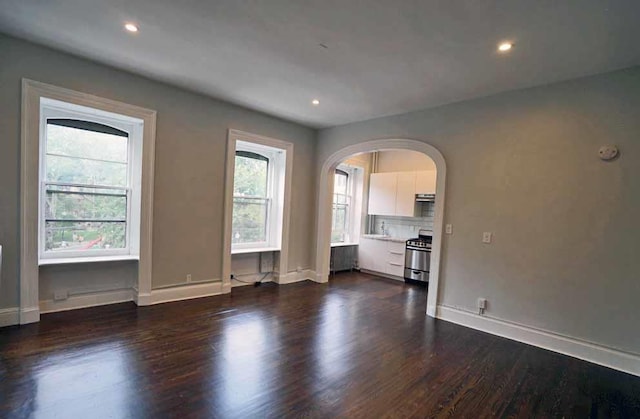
[395,172,416,216]
[415,170,436,195]
[368,173,397,215]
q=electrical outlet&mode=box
[445,224,453,234]
[482,232,492,244]
[53,290,68,301]
[477,298,487,314]
[186,274,192,283]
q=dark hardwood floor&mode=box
[1,272,639,418]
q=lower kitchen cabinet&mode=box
[385,241,405,277]
[359,237,387,273]
[358,238,405,278]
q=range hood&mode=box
[415,193,435,202]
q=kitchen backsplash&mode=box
[371,202,434,238]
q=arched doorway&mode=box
[314,139,446,317]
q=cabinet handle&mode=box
[388,262,403,266]
[389,251,404,255]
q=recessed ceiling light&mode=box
[312,99,320,106]
[498,42,513,52]
[124,23,139,33]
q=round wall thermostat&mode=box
[598,145,618,161]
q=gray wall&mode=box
[0,34,316,308]
[318,67,640,355]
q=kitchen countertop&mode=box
[361,234,407,243]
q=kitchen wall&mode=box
[0,34,316,309]
[376,150,436,172]
[373,202,435,239]
[318,66,640,355]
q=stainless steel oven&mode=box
[404,229,432,284]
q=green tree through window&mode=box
[43,121,129,253]
[232,151,270,244]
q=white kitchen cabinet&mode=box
[368,173,397,216]
[359,238,406,279]
[415,170,436,194]
[395,172,416,216]
[368,170,437,216]
[385,241,406,277]
[358,237,387,272]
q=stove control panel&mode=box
[406,240,431,249]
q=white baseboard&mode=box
[0,307,19,327]
[137,281,224,306]
[40,289,134,314]
[20,306,40,324]
[276,269,316,285]
[312,271,328,283]
[436,305,640,377]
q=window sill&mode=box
[231,247,280,255]
[39,255,140,266]
[331,242,359,248]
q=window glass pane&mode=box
[45,185,127,221]
[232,198,268,244]
[46,124,128,187]
[334,171,348,196]
[45,155,128,187]
[44,221,126,252]
[46,124,128,162]
[331,205,348,243]
[234,154,268,197]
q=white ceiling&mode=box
[1,1,639,128]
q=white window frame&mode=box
[331,167,352,244]
[222,129,293,292]
[331,164,363,245]
[231,140,285,251]
[37,98,144,263]
[21,79,157,324]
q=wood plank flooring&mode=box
[1,272,639,418]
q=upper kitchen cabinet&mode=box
[368,171,436,216]
[368,172,397,215]
[395,172,416,216]
[415,170,436,194]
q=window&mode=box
[232,151,270,244]
[330,163,365,245]
[231,140,285,251]
[331,169,350,243]
[39,98,143,262]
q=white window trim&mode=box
[20,79,157,324]
[331,163,364,246]
[222,130,293,292]
[38,98,144,262]
[232,140,285,251]
[331,166,352,244]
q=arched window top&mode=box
[236,150,269,162]
[234,149,269,198]
[335,168,349,177]
[47,118,129,138]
